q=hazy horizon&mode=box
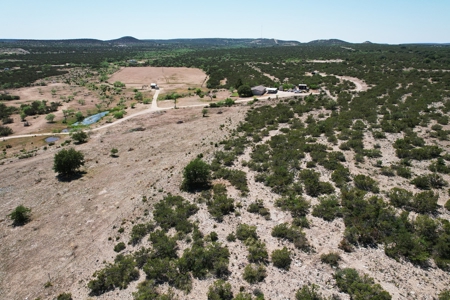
[2,0,449,44]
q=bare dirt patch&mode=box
[108,67,208,91]
[307,59,344,63]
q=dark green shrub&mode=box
[334,268,391,299]
[373,131,386,139]
[275,195,310,217]
[209,231,219,242]
[247,200,270,219]
[429,158,450,174]
[114,242,126,252]
[396,166,412,178]
[428,173,448,189]
[312,195,342,221]
[331,166,351,187]
[143,257,188,289]
[300,169,334,196]
[388,188,413,208]
[56,292,73,300]
[411,175,431,190]
[132,280,160,300]
[207,280,233,300]
[207,191,235,222]
[439,290,450,300]
[236,224,258,241]
[271,247,292,270]
[88,254,139,296]
[129,222,155,245]
[363,149,382,158]
[245,239,269,263]
[53,148,85,177]
[179,240,230,279]
[133,247,151,269]
[434,230,450,271]
[380,167,395,177]
[8,205,32,226]
[412,191,438,213]
[320,252,341,267]
[215,168,249,194]
[226,233,236,242]
[295,284,325,300]
[293,216,310,228]
[181,158,211,191]
[243,264,267,284]
[354,175,379,193]
[153,195,198,233]
[0,125,13,136]
[233,292,254,300]
[149,230,179,259]
[271,223,310,251]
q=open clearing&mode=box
[108,66,208,90]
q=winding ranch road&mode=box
[2,74,367,142]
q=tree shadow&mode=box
[56,171,86,182]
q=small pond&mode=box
[45,136,60,143]
[73,111,109,126]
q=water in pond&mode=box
[73,111,109,126]
[45,136,60,143]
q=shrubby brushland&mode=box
[2,38,450,299]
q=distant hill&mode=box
[307,39,350,45]
[107,36,142,44]
[0,37,301,47]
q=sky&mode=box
[1,0,449,44]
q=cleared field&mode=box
[107,67,208,89]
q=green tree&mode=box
[70,130,88,144]
[173,93,181,109]
[134,92,143,101]
[202,108,208,117]
[45,113,55,123]
[182,158,211,191]
[8,205,32,226]
[75,111,84,122]
[0,125,13,137]
[237,85,253,97]
[62,109,74,123]
[53,148,85,177]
